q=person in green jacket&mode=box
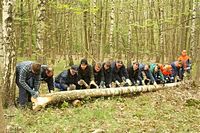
[150,64,165,84]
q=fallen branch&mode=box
[32,81,187,111]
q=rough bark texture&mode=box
[0,95,6,133]
[2,0,16,107]
[36,0,46,63]
[109,0,115,58]
[33,82,185,110]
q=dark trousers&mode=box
[54,82,67,91]
[16,75,34,106]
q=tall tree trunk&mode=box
[190,0,197,61]
[36,0,46,63]
[0,95,6,133]
[109,0,115,59]
[2,0,16,107]
[83,10,89,58]
[158,0,164,63]
[127,2,134,66]
[27,0,33,58]
[102,0,108,61]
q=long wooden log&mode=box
[32,82,186,111]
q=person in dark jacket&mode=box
[93,62,105,88]
[170,60,184,82]
[102,61,112,88]
[127,62,139,85]
[40,65,54,93]
[54,65,79,91]
[16,61,41,106]
[111,60,131,87]
[78,59,95,89]
[138,64,155,85]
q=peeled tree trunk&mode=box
[32,82,186,111]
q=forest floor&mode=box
[5,82,200,133]
[4,60,200,133]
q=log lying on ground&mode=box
[32,81,187,111]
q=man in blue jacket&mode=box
[54,65,79,91]
[111,60,131,87]
[16,61,41,107]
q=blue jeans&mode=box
[54,82,67,91]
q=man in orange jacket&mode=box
[178,50,191,73]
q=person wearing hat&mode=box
[111,60,131,87]
[16,61,41,107]
[127,62,140,85]
[170,60,184,82]
[102,61,112,88]
[40,65,54,93]
[150,64,165,84]
[54,65,79,91]
[93,62,105,88]
[78,58,95,89]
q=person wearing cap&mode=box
[102,61,112,88]
[93,62,105,88]
[40,65,54,93]
[16,61,41,107]
[54,65,79,91]
[111,60,131,87]
[150,64,165,84]
[170,60,184,82]
[78,58,95,89]
[178,50,191,74]
[127,62,139,85]
[138,64,155,85]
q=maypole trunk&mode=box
[32,82,186,111]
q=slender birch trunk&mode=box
[2,0,16,107]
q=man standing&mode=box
[178,50,191,73]
[16,61,41,107]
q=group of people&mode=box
[16,50,191,107]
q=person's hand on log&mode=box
[30,89,39,99]
[153,81,157,86]
[90,80,99,88]
[67,84,76,91]
[115,80,120,86]
[125,79,132,86]
[78,79,84,86]
[144,78,150,85]
[99,81,106,88]
[78,79,90,89]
